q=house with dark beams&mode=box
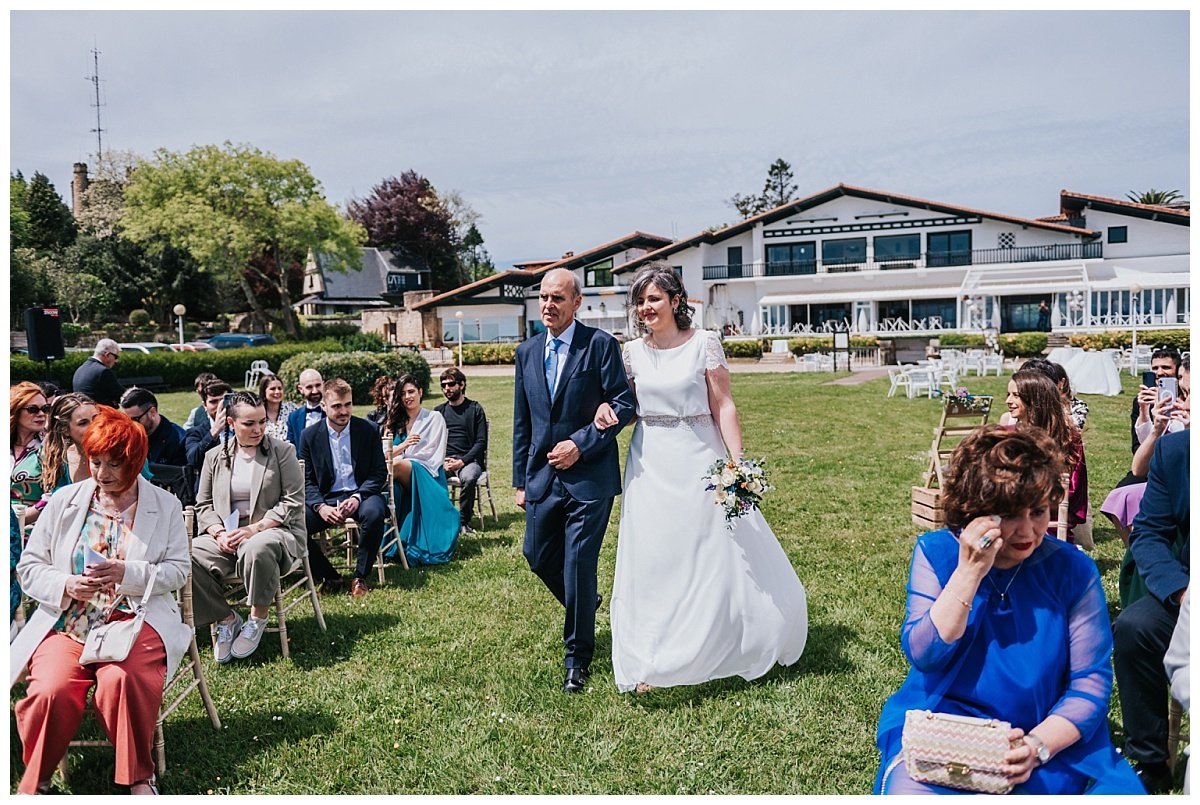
[413,232,672,344]
[613,184,1189,338]
[294,247,431,318]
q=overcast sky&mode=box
[9,10,1189,269]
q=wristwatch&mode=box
[1025,733,1050,766]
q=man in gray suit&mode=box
[191,392,307,663]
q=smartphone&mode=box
[222,392,237,411]
[1157,377,1178,408]
[1142,370,1157,389]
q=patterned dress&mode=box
[55,493,135,642]
[11,436,45,510]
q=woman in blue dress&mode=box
[384,374,460,565]
[875,424,1143,795]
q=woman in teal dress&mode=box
[384,374,460,565]
[874,425,1143,795]
[10,382,51,525]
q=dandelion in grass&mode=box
[703,457,774,527]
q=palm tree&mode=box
[1126,188,1186,206]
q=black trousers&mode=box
[450,461,483,526]
[304,492,387,582]
[1113,592,1179,764]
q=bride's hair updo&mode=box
[625,263,695,336]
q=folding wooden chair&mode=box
[912,396,993,530]
[379,438,411,572]
[445,421,498,529]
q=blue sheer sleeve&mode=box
[1048,569,1112,739]
[900,542,961,671]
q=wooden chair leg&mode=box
[1168,695,1185,772]
[275,587,290,660]
[302,555,328,632]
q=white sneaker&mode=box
[214,612,243,664]
[231,617,268,659]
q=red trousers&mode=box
[15,621,167,793]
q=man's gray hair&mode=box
[543,267,583,298]
[93,338,120,358]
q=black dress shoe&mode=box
[563,667,591,694]
[1132,761,1173,794]
[319,577,344,595]
[596,593,603,608]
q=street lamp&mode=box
[1129,285,1143,377]
[173,304,187,347]
[454,310,464,368]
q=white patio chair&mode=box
[244,359,270,389]
[886,368,911,398]
[907,367,935,399]
[982,354,1005,376]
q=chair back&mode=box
[148,463,197,508]
[1055,473,1070,541]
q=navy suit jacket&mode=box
[298,416,387,514]
[1129,430,1190,606]
[512,322,635,503]
[286,405,324,449]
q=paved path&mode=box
[441,361,891,385]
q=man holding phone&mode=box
[184,380,235,471]
[1131,348,1181,454]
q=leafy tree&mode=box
[10,247,55,321]
[460,223,496,282]
[11,173,31,248]
[1126,188,1186,206]
[348,171,460,291]
[121,142,366,335]
[727,158,799,219]
[22,172,76,251]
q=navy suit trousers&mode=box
[523,476,613,669]
[304,493,387,582]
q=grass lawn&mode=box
[12,370,1150,794]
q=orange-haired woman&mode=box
[14,407,191,795]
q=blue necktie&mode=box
[545,337,562,397]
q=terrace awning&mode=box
[758,285,964,306]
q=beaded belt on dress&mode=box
[639,413,714,429]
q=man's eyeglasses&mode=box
[21,405,52,416]
[440,381,461,388]
[126,409,151,423]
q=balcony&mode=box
[702,241,1103,280]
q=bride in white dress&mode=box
[597,264,808,693]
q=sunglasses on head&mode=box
[22,405,52,415]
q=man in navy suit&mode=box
[298,378,388,597]
[513,268,635,693]
[287,368,326,448]
[1113,362,1190,794]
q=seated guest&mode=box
[874,425,1142,794]
[184,380,234,471]
[191,392,306,663]
[71,339,124,408]
[183,372,219,430]
[1005,369,1087,543]
[258,373,296,442]
[386,374,460,565]
[10,382,51,525]
[434,367,488,535]
[286,369,326,448]
[1130,347,1182,453]
[298,378,387,597]
[40,392,98,495]
[121,387,188,467]
[365,375,394,429]
[1102,357,1189,545]
[1113,422,1190,793]
[37,381,64,407]
[10,506,21,623]
[1014,357,1088,430]
[13,407,191,795]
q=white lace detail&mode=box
[639,413,715,430]
[704,330,729,371]
[622,340,635,379]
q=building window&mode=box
[821,237,867,268]
[912,298,957,328]
[766,243,816,276]
[584,259,614,288]
[1108,226,1128,244]
[927,231,972,267]
[998,232,1015,249]
[874,233,920,266]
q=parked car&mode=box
[169,341,217,352]
[206,333,278,350]
[118,342,174,354]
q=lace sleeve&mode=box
[704,331,729,371]
[900,541,964,671]
[1048,570,1114,739]
[621,341,634,380]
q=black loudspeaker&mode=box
[24,307,65,362]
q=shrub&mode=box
[276,350,431,405]
[1068,329,1190,352]
[996,332,1048,358]
[341,332,387,352]
[128,309,152,328]
[9,340,345,391]
[460,343,519,365]
[937,333,987,348]
[60,322,90,347]
[786,336,879,356]
[722,339,763,359]
[279,321,363,343]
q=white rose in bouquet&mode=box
[719,467,737,487]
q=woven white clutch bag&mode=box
[901,709,1020,794]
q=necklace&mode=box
[985,561,1025,605]
[647,328,689,350]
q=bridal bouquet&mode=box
[703,457,774,525]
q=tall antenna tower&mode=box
[85,45,105,159]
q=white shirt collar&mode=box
[546,320,577,353]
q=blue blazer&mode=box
[512,322,635,504]
[297,416,387,514]
[1129,430,1190,606]
[286,405,324,449]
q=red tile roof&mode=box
[1059,190,1190,218]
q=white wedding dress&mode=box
[610,329,808,692]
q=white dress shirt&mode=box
[544,320,577,394]
[326,424,356,494]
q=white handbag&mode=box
[78,566,159,666]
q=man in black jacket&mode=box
[184,380,234,471]
[120,387,187,466]
[434,367,488,534]
[71,339,124,407]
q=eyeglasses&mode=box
[21,405,52,415]
[126,409,151,423]
[440,381,460,388]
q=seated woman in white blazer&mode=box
[13,406,191,795]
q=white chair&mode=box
[886,368,911,398]
[982,354,1005,376]
[447,422,498,529]
[907,367,935,398]
[244,360,270,390]
[1131,345,1154,373]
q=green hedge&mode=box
[936,333,987,347]
[996,332,1048,358]
[786,336,879,356]
[276,351,431,406]
[460,343,519,365]
[722,340,763,359]
[1068,329,1191,352]
[10,340,344,391]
